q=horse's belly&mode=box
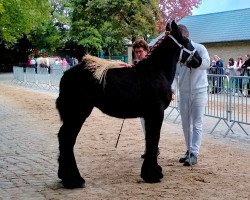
[96,102,141,119]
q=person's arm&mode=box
[241,59,250,68]
[227,64,234,69]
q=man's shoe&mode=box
[179,150,189,163]
[183,153,197,166]
[141,148,160,159]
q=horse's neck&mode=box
[136,52,177,83]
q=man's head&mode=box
[213,55,220,61]
[132,39,149,61]
[178,24,189,38]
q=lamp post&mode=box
[124,39,133,64]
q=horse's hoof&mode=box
[140,162,163,183]
[61,176,85,189]
[140,170,163,183]
[143,177,161,183]
[157,165,162,173]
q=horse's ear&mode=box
[171,20,182,39]
[171,20,178,34]
[166,22,171,32]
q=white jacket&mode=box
[173,41,210,94]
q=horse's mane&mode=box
[133,32,169,68]
[83,54,130,83]
[83,32,169,84]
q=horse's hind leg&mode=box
[57,98,93,189]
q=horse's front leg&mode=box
[140,110,164,183]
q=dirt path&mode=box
[0,81,249,200]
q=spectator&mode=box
[30,57,37,72]
[54,58,61,65]
[226,58,239,95]
[211,55,224,93]
[62,58,68,69]
[235,56,244,95]
[132,39,160,158]
[226,58,236,76]
[66,55,74,66]
[27,56,31,67]
[236,56,244,76]
[240,54,250,96]
[73,57,79,65]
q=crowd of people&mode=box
[27,55,79,73]
[210,54,250,76]
[209,54,250,95]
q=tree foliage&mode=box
[70,0,160,55]
[28,22,65,54]
[50,0,73,30]
[28,0,74,54]
[0,0,202,57]
[0,0,51,47]
[70,0,202,55]
[157,0,201,31]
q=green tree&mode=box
[27,0,73,54]
[28,22,65,54]
[70,0,160,55]
[0,0,51,47]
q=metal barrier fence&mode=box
[11,67,250,136]
[12,66,64,90]
[165,77,180,123]
[165,74,250,136]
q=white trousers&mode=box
[179,91,208,156]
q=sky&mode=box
[192,0,250,15]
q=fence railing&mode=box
[12,66,250,136]
[166,74,250,136]
[12,66,65,90]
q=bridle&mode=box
[168,34,197,65]
[140,31,197,66]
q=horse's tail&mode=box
[56,97,63,122]
[56,63,93,122]
[56,70,73,122]
[56,75,66,122]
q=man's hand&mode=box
[186,57,201,68]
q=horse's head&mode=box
[136,21,202,83]
[169,21,202,68]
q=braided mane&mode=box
[83,32,170,84]
[83,54,130,85]
[148,31,170,55]
[133,31,170,67]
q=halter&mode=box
[168,35,197,65]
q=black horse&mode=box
[56,21,202,188]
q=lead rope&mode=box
[115,32,170,148]
[115,32,195,149]
[115,119,125,148]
